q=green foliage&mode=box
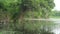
[0,0,55,34]
[23,0,55,18]
[0,0,55,19]
[50,11,60,18]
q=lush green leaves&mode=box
[0,0,55,34]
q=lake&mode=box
[49,18,60,34]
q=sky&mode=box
[54,0,60,11]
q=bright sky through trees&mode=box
[54,0,60,11]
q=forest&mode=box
[0,0,56,34]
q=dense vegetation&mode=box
[51,10,60,18]
[0,0,55,34]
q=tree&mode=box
[0,0,55,34]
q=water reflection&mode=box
[25,18,60,34]
[22,20,55,34]
[53,28,60,34]
[0,18,60,34]
[49,18,60,23]
[49,18,60,34]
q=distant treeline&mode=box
[51,10,60,18]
